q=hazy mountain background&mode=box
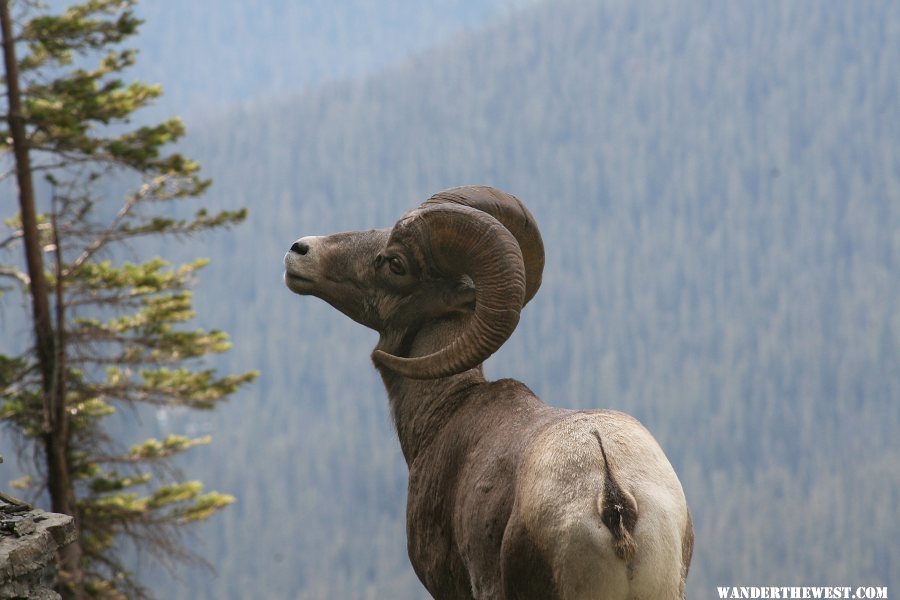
[3,0,899,598]
[119,0,534,120]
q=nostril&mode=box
[291,241,309,255]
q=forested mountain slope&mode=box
[153,0,900,596]
[5,0,897,597]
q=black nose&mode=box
[290,241,309,255]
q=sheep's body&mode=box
[285,186,693,599]
[380,326,691,600]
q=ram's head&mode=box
[284,186,544,379]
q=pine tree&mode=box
[0,0,257,596]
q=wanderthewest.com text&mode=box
[717,587,888,599]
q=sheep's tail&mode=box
[593,430,638,562]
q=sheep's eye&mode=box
[388,257,406,276]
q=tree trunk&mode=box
[1,1,83,595]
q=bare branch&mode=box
[0,264,29,285]
[0,223,52,252]
[0,231,22,250]
[65,292,140,308]
[63,175,166,277]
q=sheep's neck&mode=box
[374,320,486,465]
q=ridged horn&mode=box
[422,186,544,305]
[372,204,526,379]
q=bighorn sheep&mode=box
[284,186,693,599]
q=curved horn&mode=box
[372,204,526,379]
[422,186,544,305]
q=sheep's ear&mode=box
[443,278,475,315]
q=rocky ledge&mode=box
[1,494,76,600]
